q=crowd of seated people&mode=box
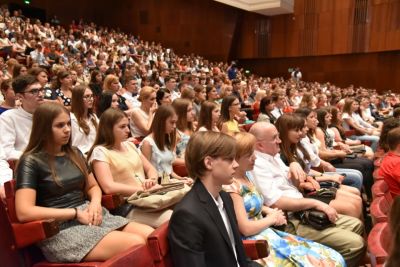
[0,5,400,266]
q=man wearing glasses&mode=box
[0,75,44,160]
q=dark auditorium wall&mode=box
[238,51,400,92]
[231,0,400,91]
[233,0,400,58]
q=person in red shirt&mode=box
[378,127,400,197]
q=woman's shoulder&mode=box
[123,141,141,153]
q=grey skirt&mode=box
[38,202,129,263]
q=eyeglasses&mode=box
[22,88,44,96]
[83,94,94,100]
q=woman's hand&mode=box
[150,102,158,114]
[143,179,158,190]
[182,177,194,186]
[289,162,307,184]
[76,208,92,225]
[87,201,103,226]
[323,173,345,183]
[318,203,338,223]
[268,208,287,226]
[307,176,320,190]
[300,182,317,192]
[322,162,336,172]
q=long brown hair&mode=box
[87,108,128,160]
[197,101,219,131]
[71,85,98,135]
[275,114,310,169]
[21,103,88,186]
[172,98,194,133]
[151,105,177,151]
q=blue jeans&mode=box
[325,168,363,191]
[349,134,379,152]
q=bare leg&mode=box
[83,222,154,262]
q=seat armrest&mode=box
[101,194,125,210]
[243,239,269,260]
[147,222,169,261]
[12,219,59,248]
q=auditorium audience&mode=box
[169,131,262,267]
[295,107,365,191]
[315,108,374,197]
[225,132,345,266]
[88,108,171,228]
[275,114,362,219]
[1,6,399,264]
[140,105,192,183]
[15,103,153,263]
[342,98,380,151]
[249,122,366,267]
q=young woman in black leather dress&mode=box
[15,102,153,263]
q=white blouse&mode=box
[71,113,98,155]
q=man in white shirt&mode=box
[0,75,44,160]
[249,122,366,267]
[121,77,140,108]
[0,145,12,200]
[270,92,285,119]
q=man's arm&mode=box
[168,208,206,267]
[272,196,338,223]
[0,114,22,160]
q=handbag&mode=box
[296,210,335,230]
[305,187,337,202]
[111,203,134,217]
[127,181,191,212]
[319,181,340,189]
[349,144,366,154]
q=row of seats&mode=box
[368,150,392,266]
[1,176,268,267]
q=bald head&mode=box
[249,122,275,140]
[249,122,281,155]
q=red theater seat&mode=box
[372,179,389,199]
[368,222,391,266]
[370,191,393,225]
[2,180,154,267]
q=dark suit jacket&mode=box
[168,179,253,267]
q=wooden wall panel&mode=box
[238,51,400,92]
[235,0,400,58]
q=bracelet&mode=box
[73,208,78,220]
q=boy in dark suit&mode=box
[169,131,262,267]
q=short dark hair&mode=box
[387,127,400,151]
[12,74,38,94]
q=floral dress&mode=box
[224,173,346,267]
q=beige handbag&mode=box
[127,175,191,212]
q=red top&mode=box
[378,152,400,197]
